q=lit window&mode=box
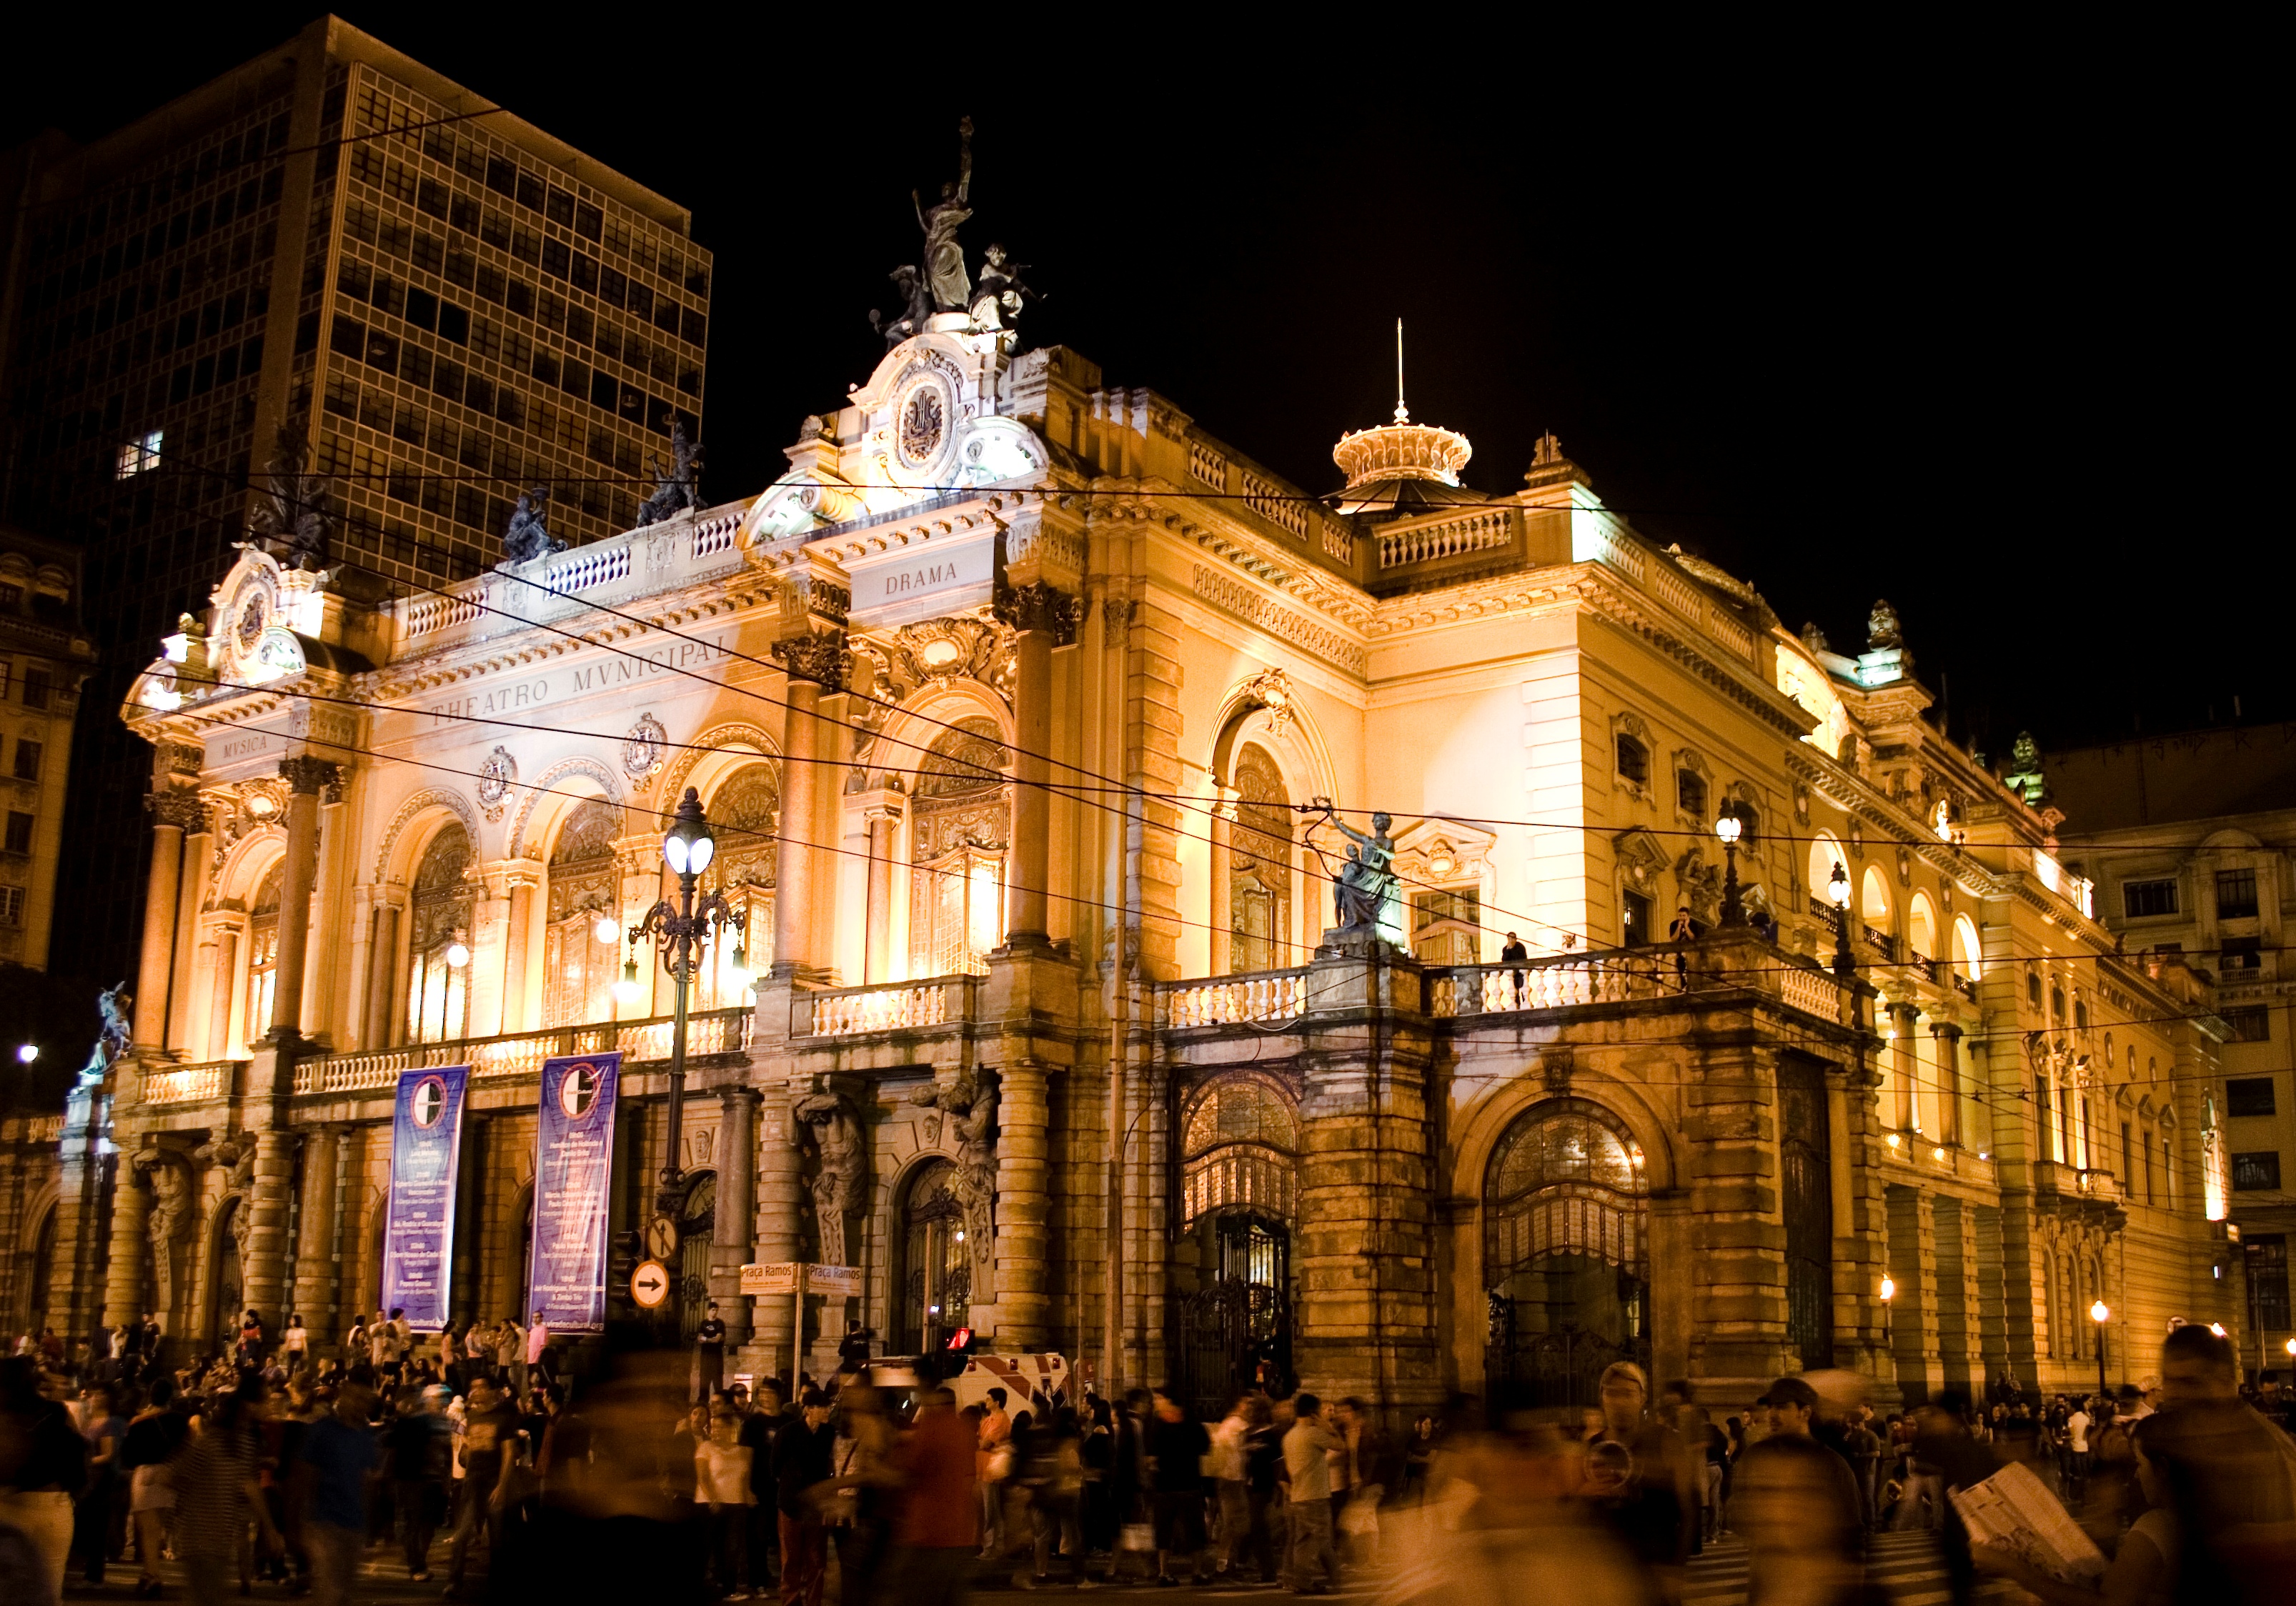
[115,429,164,479]
[0,886,23,926]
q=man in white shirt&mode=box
[1281,1394,1340,1592]
[2065,1400,2092,1500]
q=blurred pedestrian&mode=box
[2142,1323,2296,1606]
[696,1403,755,1599]
[1147,1387,1209,1585]
[1729,1376,1864,1606]
[890,1387,975,1606]
[1282,1392,1340,1592]
[174,1380,283,1606]
[774,1387,835,1606]
[71,1382,126,1585]
[293,1375,377,1606]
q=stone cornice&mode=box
[1566,567,1813,739]
[1786,747,2000,897]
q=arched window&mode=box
[910,718,1009,977]
[1860,865,1891,925]
[894,1158,970,1353]
[1228,742,1292,974]
[543,799,621,1027]
[1908,894,1938,962]
[697,764,777,1009]
[1807,834,1847,912]
[1676,767,1708,820]
[1181,1077,1299,1225]
[407,824,473,1043]
[244,863,282,1051]
[1952,916,1981,982]
[1484,1098,1650,1405]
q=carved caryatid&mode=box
[134,1149,193,1313]
[907,1073,998,1270]
[795,1092,869,1267]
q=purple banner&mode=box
[379,1064,470,1333]
[527,1051,622,1334]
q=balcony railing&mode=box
[1862,924,1897,960]
[1953,972,1979,1002]
[1156,970,1310,1029]
[793,975,979,1039]
[1908,952,1940,984]
[287,1008,755,1097]
[145,1062,234,1106]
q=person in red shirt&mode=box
[893,1388,978,1606]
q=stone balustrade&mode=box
[795,976,977,1038]
[144,1062,234,1105]
[1155,969,1310,1028]
[284,1007,754,1096]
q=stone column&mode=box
[992,1059,1052,1347]
[1889,1002,1920,1132]
[1884,1182,1939,1405]
[1930,1023,1964,1147]
[168,802,214,1054]
[502,867,538,1033]
[712,1088,760,1346]
[1932,1196,1982,1394]
[1972,1202,2009,1394]
[1005,611,1056,944]
[467,864,515,1039]
[751,1079,802,1380]
[134,799,194,1047]
[243,1130,296,1329]
[207,924,242,1059]
[1684,1037,1794,1395]
[269,756,339,1041]
[1294,940,1443,1411]
[102,1157,152,1330]
[1208,792,1236,976]
[364,899,402,1050]
[862,802,900,984]
[771,667,827,979]
[291,1127,343,1339]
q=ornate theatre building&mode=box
[0,242,2248,1411]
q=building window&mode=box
[1230,743,1293,974]
[1676,768,1706,819]
[10,739,38,782]
[695,765,778,1012]
[0,885,23,926]
[1622,889,1653,947]
[2223,1005,2272,1042]
[542,799,622,1027]
[2232,1151,2282,1192]
[2216,867,2260,920]
[0,584,20,612]
[2142,1129,2155,1202]
[1614,733,1649,787]
[2121,1122,2133,1183]
[2246,1235,2290,1333]
[2,812,30,855]
[2122,877,2178,918]
[2229,1076,2279,1117]
[2220,936,2262,972]
[1411,885,1482,966]
[20,668,51,710]
[910,719,1009,979]
[2027,971,2043,1007]
[245,864,281,1049]
[116,429,164,479]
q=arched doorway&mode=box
[24,1202,56,1335]
[893,1159,969,1353]
[1228,742,1291,973]
[1484,1097,1651,1408]
[207,1198,246,1353]
[678,1171,717,1340]
[1176,1077,1298,1415]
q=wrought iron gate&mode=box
[1485,1300,1650,1410]
[1779,1057,1835,1369]
[1176,1278,1289,1420]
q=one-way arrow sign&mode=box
[630,1258,672,1310]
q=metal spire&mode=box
[1394,317,1409,424]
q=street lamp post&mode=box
[2091,1298,2111,1397]
[1716,811,1745,927]
[627,787,746,1313]
[1828,861,1855,978]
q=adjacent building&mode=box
[0,16,708,987]
[2049,725,2296,1384]
[0,527,93,968]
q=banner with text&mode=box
[379,1064,470,1332]
[526,1050,622,1333]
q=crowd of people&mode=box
[2,1314,2292,1606]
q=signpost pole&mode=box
[790,1262,806,1393]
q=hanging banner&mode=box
[379,1064,471,1333]
[527,1050,622,1334]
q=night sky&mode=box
[6,12,2279,757]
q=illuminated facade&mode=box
[0,308,2242,1410]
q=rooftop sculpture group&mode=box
[871,118,1034,346]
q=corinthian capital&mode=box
[773,631,850,692]
[148,789,209,833]
[994,580,1082,644]
[278,754,341,797]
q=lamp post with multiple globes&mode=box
[617,787,747,1280]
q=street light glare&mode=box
[594,913,620,945]
[14,1044,35,1064]
[1879,1275,1895,1301]
[2090,1299,2109,1323]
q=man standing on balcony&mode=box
[1500,933,1529,1007]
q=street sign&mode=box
[645,1214,680,1260]
[630,1259,672,1309]
[741,1262,800,1295]
[808,1263,862,1297]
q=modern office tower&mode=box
[0,16,708,984]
